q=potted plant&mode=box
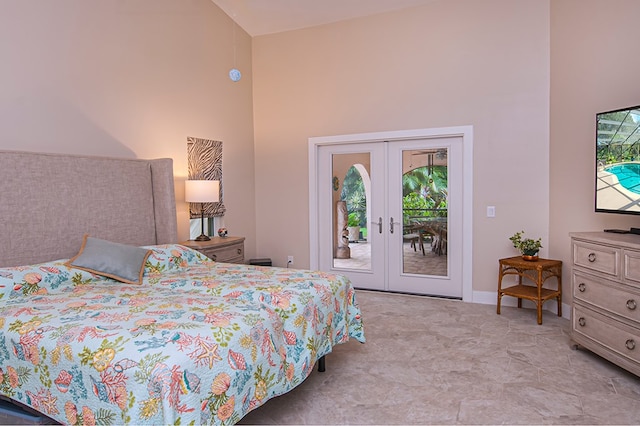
[509,231,542,261]
[347,212,361,242]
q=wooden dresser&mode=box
[570,232,640,376]
[180,236,245,264]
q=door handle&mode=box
[390,217,401,234]
[371,217,383,234]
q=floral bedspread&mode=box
[0,244,365,425]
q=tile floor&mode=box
[239,290,640,425]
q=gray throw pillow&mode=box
[65,235,151,284]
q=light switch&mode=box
[487,206,496,217]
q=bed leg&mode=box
[317,356,326,372]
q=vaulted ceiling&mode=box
[211,0,440,36]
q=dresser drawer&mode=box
[624,249,640,288]
[573,306,640,366]
[572,240,620,277]
[573,271,640,324]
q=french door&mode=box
[315,135,464,298]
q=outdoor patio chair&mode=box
[403,228,425,255]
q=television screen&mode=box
[595,104,640,214]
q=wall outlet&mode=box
[287,255,294,264]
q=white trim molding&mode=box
[309,125,474,302]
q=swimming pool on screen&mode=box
[604,163,640,194]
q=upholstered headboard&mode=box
[0,150,178,267]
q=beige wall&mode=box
[6,0,632,301]
[550,1,640,290]
[253,0,551,296]
[0,0,257,256]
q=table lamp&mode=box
[185,180,220,241]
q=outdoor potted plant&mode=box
[509,231,542,261]
[347,212,361,243]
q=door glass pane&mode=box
[401,148,448,276]
[331,153,371,271]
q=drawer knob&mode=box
[211,254,217,261]
[627,299,637,310]
[626,339,636,350]
[578,282,586,292]
[237,248,242,255]
[578,317,586,327]
[587,252,596,262]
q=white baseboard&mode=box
[472,290,570,321]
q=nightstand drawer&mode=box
[180,236,245,264]
[199,245,244,263]
[572,240,620,277]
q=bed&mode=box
[0,150,365,425]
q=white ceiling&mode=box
[211,0,440,36]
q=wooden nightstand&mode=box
[180,236,245,264]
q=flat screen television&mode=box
[595,104,640,215]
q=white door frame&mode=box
[309,126,474,302]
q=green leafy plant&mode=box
[347,212,360,227]
[341,166,366,227]
[509,231,542,255]
[402,166,448,219]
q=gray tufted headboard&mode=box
[0,150,178,267]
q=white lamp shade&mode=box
[185,180,220,203]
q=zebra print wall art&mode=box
[187,136,226,218]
